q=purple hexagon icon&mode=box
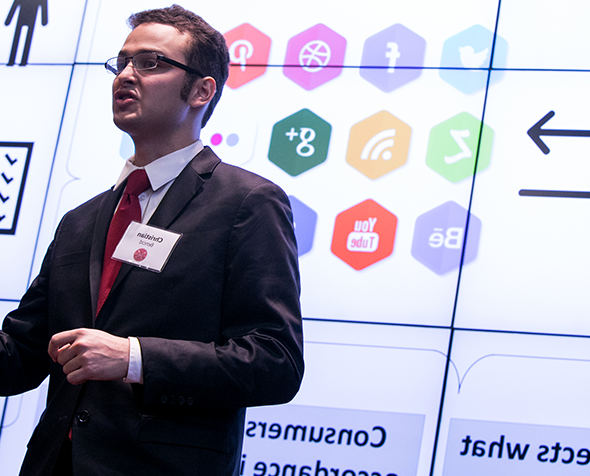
[283,24,347,90]
[360,24,426,93]
[289,195,317,256]
[411,201,481,275]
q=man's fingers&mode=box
[60,351,83,375]
[54,343,72,365]
[48,336,68,362]
[65,367,87,386]
[48,329,83,361]
[48,328,130,382]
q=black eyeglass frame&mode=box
[105,52,204,77]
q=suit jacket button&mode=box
[160,394,168,404]
[187,397,194,406]
[76,410,90,423]
[178,396,185,405]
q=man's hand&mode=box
[48,329,129,385]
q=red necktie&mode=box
[97,169,150,315]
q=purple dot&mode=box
[211,133,223,146]
[226,133,239,147]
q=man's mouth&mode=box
[114,90,137,106]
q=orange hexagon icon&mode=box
[346,110,412,179]
[224,23,271,89]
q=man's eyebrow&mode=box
[117,48,163,56]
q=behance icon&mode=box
[439,25,508,94]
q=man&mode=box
[0,5,304,476]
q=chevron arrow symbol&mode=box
[528,111,590,155]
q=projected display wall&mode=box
[1,0,590,475]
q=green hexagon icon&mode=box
[425,112,493,183]
[268,109,332,176]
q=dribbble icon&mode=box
[331,199,398,270]
[283,24,347,90]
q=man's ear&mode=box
[188,77,216,109]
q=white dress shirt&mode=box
[117,140,204,384]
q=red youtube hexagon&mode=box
[331,199,398,270]
[224,23,271,89]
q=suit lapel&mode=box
[149,146,221,228]
[89,186,124,319]
[107,147,221,297]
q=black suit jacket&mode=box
[0,147,304,475]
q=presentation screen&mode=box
[1,1,589,475]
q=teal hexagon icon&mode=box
[268,109,332,176]
[425,112,493,183]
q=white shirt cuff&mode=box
[123,336,143,384]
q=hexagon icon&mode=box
[360,24,426,92]
[225,23,271,89]
[346,110,412,180]
[439,25,508,94]
[411,201,481,275]
[289,196,317,256]
[331,199,398,271]
[268,109,332,176]
[283,24,347,90]
[426,112,493,183]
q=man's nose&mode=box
[117,60,136,81]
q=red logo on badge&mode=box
[133,248,148,262]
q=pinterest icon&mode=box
[224,23,271,89]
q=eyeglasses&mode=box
[104,52,203,77]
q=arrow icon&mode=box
[0,215,5,222]
[5,154,17,165]
[0,193,8,203]
[528,111,590,155]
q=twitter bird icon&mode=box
[440,25,508,94]
[458,45,490,69]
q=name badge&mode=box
[112,221,182,273]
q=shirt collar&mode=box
[114,140,204,191]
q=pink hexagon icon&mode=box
[283,24,347,91]
[224,23,272,89]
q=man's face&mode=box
[112,23,194,141]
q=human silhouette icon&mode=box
[5,0,48,66]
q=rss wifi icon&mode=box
[346,111,411,180]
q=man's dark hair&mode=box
[128,4,229,127]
